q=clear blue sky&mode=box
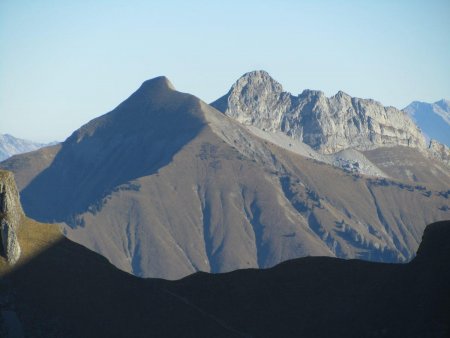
[1,0,449,142]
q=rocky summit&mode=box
[212,70,428,154]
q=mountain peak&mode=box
[435,98,450,111]
[233,70,283,94]
[213,72,426,153]
[334,90,351,99]
[140,76,175,91]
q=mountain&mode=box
[212,71,450,170]
[1,76,449,279]
[404,99,450,147]
[212,71,427,154]
[0,134,55,162]
[1,172,449,337]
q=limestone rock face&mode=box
[428,140,450,166]
[0,170,22,264]
[212,71,427,154]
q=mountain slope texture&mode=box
[0,171,449,337]
[1,75,449,279]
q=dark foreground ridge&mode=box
[1,215,449,337]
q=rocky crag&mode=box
[0,170,22,264]
[212,71,448,162]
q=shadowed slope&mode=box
[1,217,449,337]
[21,77,206,222]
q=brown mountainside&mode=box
[1,77,449,279]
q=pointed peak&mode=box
[140,76,175,91]
[231,70,283,94]
[435,99,450,110]
[334,90,351,99]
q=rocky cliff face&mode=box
[428,140,450,166]
[212,71,427,154]
[0,170,22,264]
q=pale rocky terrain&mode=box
[212,71,450,172]
[1,76,449,279]
[212,71,427,154]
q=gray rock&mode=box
[428,140,450,166]
[212,70,427,154]
[0,171,22,264]
[1,220,21,265]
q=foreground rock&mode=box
[0,171,21,264]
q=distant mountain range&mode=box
[404,99,450,147]
[1,72,448,280]
[0,134,56,162]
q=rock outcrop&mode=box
[428,139,450,166]
[0,170,22,264]
[212,71,427,154]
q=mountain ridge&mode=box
[1,75,449,279]
[212,70,427,154]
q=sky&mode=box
[1,0,449,142]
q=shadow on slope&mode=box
[1,220,449,337]
[20,78,207,225]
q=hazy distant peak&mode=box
[435,98,450,111]
[0,134,51,162]
[403,99,450,147]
